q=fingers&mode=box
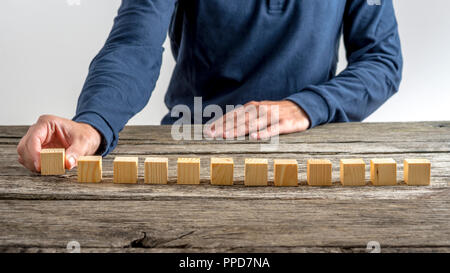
[65,137,91,169]
[224,105,261,139]
[209,101,264,139]
[251,123,281,140]
[17,115,102,173]
[26,134,44,172]
[18,154,24,165]
[211,100,309,140]
[252,118,308,140]
[17,136,40,172]
[208,106,246,139]
[17,123,47,172]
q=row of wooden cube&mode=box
[39,149,430,186]
[77,158,430,187]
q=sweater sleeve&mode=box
[286,0,403,128]
[73,0,177,155]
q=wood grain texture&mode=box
[77,156,102,183]
[177,158,200,185]
[1,197,449,253]
[307,159,332,186]
[40,148,65,175]
[210,158,234,186]
[1,122,450,253]
[404,159,431,186]
[340,159,366,186]
[273,159,298,187]
[113,157,138,184]
[371,158,397,186]
[244,158,268,186]
[144,157,168,184]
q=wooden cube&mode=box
[340,159,366,186]
[113,157,138,184]
[370,158,397,186]
[307,159,332,186]
[244,158,268,186]
[210,158,234,186]
[273,159,298,187]
[40,148,65,175]
[144,157,168,184]
[177,158,200,184]
[404,159,431,186]
[77,156,102,183]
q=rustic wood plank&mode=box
[1,122,449,253]
[117,122,450,143]
[0,197,449,252]
[3,141,450,155]
[1,121,450,144]
[0,151,448,200]
[0,174,448,201]
[2,141,450,156]
[3,246,450,253]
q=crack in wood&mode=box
[125,231,195,249]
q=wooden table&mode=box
[0,122,449,253]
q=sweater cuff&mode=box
[285,90,330,129]
[73,112,114,156]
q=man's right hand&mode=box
[17,115,102,173]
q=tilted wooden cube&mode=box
[210,158,234,186]
[404,159,431,186]
[273,159,298,187]
[244,158,268,186]
[177,158,200,184]
[370,158,397,186]
[40,148,65,175]
[77,156,102,183]
[144,157,168,184]
[340,159,366,186]
[307,159,332,186]
[113,157,138,184]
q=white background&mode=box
[1,0,449,125]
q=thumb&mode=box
[65,140,89,170]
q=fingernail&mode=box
[250,133,258,140]
[34,161,39,171]
[68,156,76,169]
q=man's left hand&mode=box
[205,100,311,140]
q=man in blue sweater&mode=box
[18,0,402,172]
